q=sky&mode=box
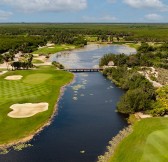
[0,0,168,23]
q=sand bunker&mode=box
[5,75,23,80]
[135,112,152,119]
[8,103,48,118]
[0,71,7,76]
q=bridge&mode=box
[64,68,103,72]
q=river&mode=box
[0,44,136,162]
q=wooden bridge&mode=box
[64,68,103,72]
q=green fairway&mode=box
[0,66,73,145]
[111,118,168,162]
[125,43,141,49]
[141,129,168,162]
[32,44,76,54]
[32,59,44,64]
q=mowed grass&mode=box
[32,59,44,64]
[23,73,53,84]
[32,44,76,54]
[111,118,168,162]
[125,43,141,49]
[0,66,73,145]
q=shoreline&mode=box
[0,43,137,151]
[97,125,133,162]
[0,72,75,150]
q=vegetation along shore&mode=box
[98,40,168,161]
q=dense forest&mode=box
[0,23,168,55]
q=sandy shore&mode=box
[0,73,75,149]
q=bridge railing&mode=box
[64,68,103,72]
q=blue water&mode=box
[0,45,134,162]
[49,44,136,68]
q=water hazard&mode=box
[0,44,135,162]
[49,44,136,68]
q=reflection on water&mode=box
[49,44,136,68]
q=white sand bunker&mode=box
[8,103,48,118]
[5,75,23,80]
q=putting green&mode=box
[0,66,73,145]
[23,73,52,84]
[141,129,168,162]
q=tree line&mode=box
[0,33,87,55]
[99,42,168,69]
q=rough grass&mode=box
[32,44,76,54]
[0,66,73,145]
[110,118,168,162]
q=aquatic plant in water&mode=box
[13,144,33,151]
[0,149,9,155]
[73,97,78,101]
[72,84,85,91]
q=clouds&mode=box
[145,13,163,21]
[1,0,87,12]
[0,10,12,20]
[0,0,167,22]
[123,0,168,11]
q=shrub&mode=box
[52,61,64,69]
[117,88,153,114]
[102,67,156,114]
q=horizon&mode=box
[0,22,168,24]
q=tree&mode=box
[126,55,139,67]
[3,53,14,70]
[109,35,113,42]
[116,36,120,42]
[52,61,64,69]
[0,55,3,64]
[11,54,33,70]
[117,88,153,114]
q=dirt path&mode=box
[138,67,163,88]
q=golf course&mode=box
[32,44,76,55]
[111,117,168,162]
[0,66,73,146]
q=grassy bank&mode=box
[32,44,76,54]
[110,117,168,162]
[0,66,73,146]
